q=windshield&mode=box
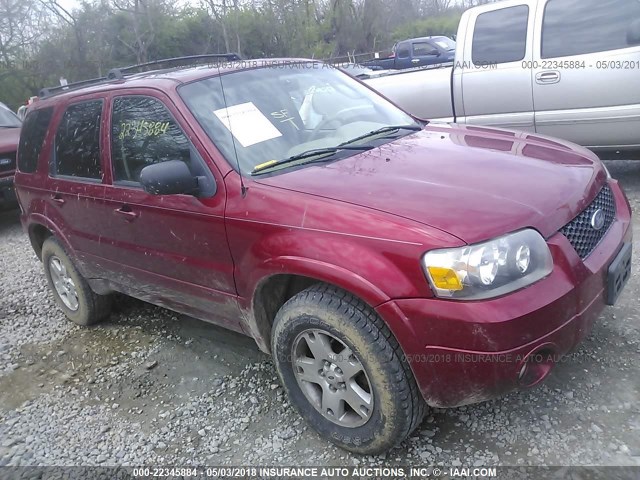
[179,63,418,174]
[0,106,21,128]
[433,37,456,51]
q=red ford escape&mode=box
[14,57,632,454]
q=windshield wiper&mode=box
[339,124,423,146]
[251,145,374,175]
[0,125,20,129]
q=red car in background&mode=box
[0,103,22,207]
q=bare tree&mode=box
[0,0,45,66]
[202,0,243,55]
[112,0,161,64]
[39,0,89,70]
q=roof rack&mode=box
[39,53,241,99]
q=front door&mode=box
[458,1,537,131]
[410,42,440,67]
[99,92,241,331]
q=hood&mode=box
[0,127,20,153]
[256,124,606,244]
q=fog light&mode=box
[518,347,556,387]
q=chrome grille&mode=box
[560,184,615,259]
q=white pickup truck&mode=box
[363,0,640,158]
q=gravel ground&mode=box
[0,160,639,469]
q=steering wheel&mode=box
[309,105,373,140]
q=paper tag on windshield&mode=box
[214,102,282,148]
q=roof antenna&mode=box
[216,61,247,198]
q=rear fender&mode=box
[25,213,74,261]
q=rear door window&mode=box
[542,0,640,58]
[18,107,54,173]
[472,5,529,65]
[53,100,103,180]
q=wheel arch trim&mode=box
[25,214,73,261]
[242,256,392,353]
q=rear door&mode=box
[46,98,108,265]
[458,0,538,131]
[99,91,242,330]
[532,0,640,150]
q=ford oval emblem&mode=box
[590,209,605,231]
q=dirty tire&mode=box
[41,237,111,326]
[272,283,425,454]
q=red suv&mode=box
[14,58,632,454]
[0,103,22,207]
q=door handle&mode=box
[114,206,139,221]
[51,194,65,206]
[411,59,420,63]
[535,70,561,84]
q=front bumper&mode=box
[376,180,632,408]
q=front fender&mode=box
[232,228,440,353]
[224,178,463,352]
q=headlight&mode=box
[422,229,553,300]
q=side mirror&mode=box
[140,160,199,196]
[628,19,640,46]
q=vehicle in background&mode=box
[0,103,22,207]
[364,0,640,159]
[15,97,39,121]
[17,105,28,121]
[363,36,456,70]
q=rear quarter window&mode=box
[18,107,54,173]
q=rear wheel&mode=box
[41,237,111,326]
[272,283,425,454]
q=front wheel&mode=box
[271,284,425,454]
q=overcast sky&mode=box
[56,0,469,14]
[57,0,81,12]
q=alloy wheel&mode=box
[49,255,79,311]
[292,329,374,428]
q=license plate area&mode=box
[607,243,632,306]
